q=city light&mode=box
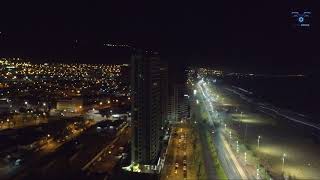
[236,141,239,153]
[244,152,247,164]
[0,5,317,179]
[282,153,286,172]
[257,135,261,149]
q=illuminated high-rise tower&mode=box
[131,51,162,165]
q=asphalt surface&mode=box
[161,125,186,180]
[195,80,250,180]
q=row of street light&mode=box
[195,79,289,179]
[225,114,287,179]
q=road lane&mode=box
[196,80,252,180]
[218,130,249,179]
[161,123,197,180]
[214,130,240,179]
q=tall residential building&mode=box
[159,62,168,132]
[131,51,162,165]
[173,84,189,121]
[167,95,175,121]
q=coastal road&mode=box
[195,80,252,179]
[203,79,320,179]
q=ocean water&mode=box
[223,75,320,120]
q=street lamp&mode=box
[224,123,227,130]
[282,153,286,172]
[236,141,239,153]
[6,119,10,128]
[257,136,261,149]
[244,152,247,164]
[229,131,232,139]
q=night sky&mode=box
[0,1,319,72]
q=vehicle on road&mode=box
[175,162,179,168]
[15,158,23,166]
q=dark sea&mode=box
[223,75,320,120]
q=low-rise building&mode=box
[56,97,83,113]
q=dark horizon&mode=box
[0,1,319,73]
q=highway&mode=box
[193,77,320,179]
[216,128,255,179]
[195,79,253,179]
[214,128,240,179]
